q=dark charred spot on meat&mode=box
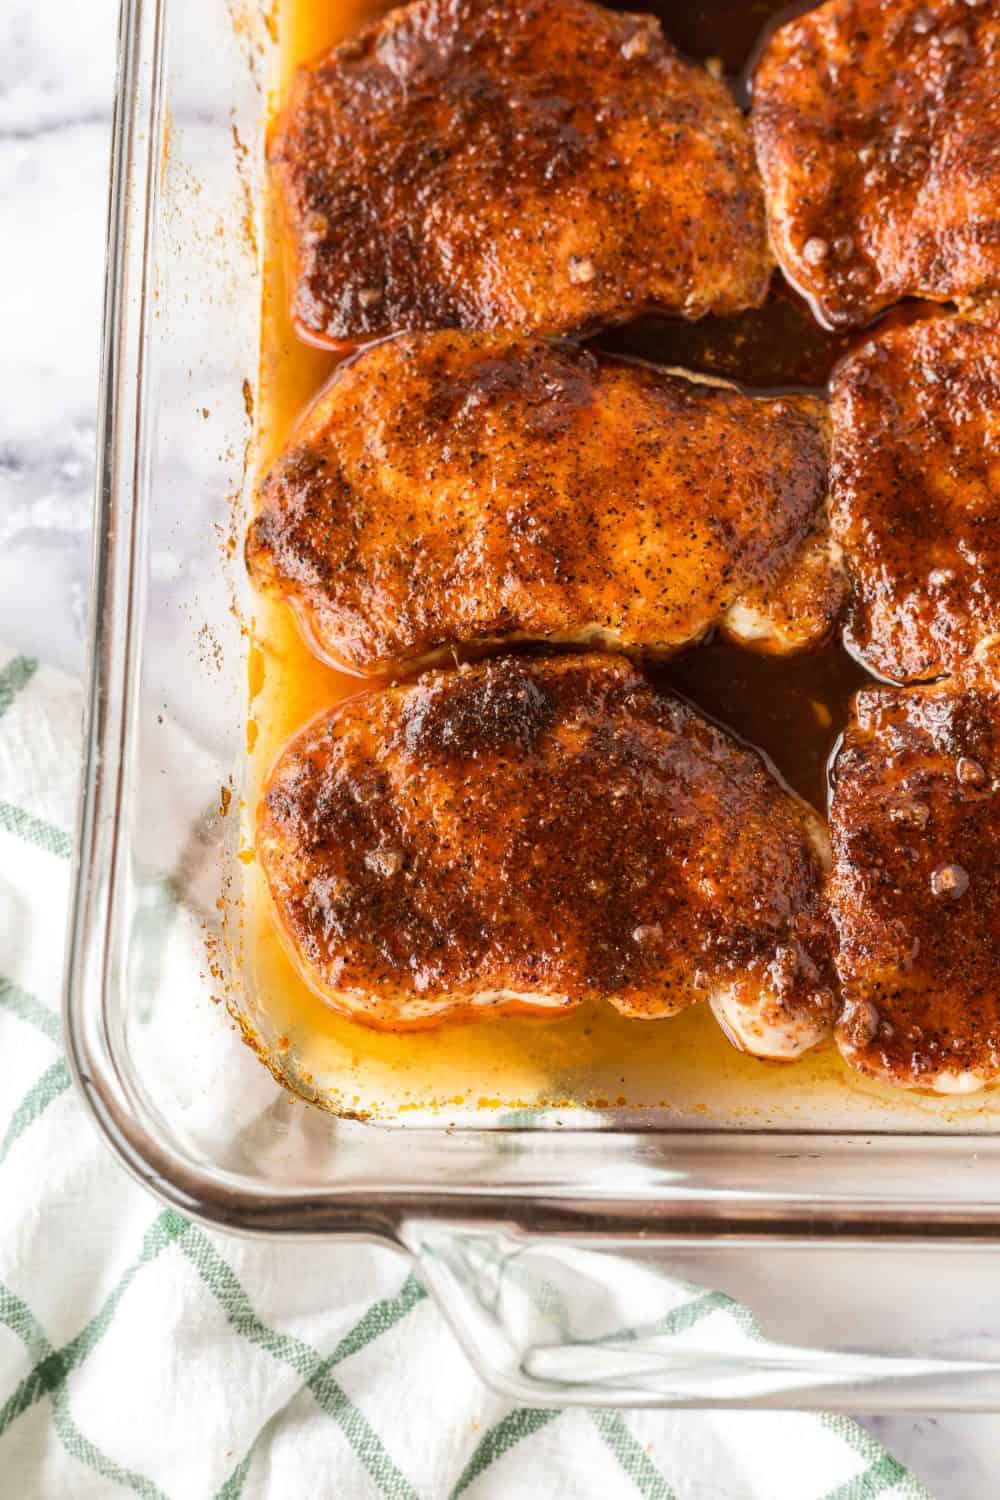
[399,658,557,760]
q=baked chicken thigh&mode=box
[270,0,772,344]
[247,333,841,674]
[830,309,1000,683]
[258,654,838,1052]
[753,0,1000,327]
[831,640,1000,1092]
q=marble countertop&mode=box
[0,3,112,675]
[0,1,996,1493]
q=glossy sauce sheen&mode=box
[247,0,951,1122]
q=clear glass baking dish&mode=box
[65,0,1000,1409]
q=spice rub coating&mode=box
[831,309,1000,683]
[247,333,842,674]
[752,0,1000,328]
[269,0,772,345]
[258,653,838,1047]
[830,641,1000,1092]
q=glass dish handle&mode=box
[401,1220,1000,1408]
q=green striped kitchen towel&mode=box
[0,646,933,1499]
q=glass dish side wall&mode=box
[63,0,1000,1409]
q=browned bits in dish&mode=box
[830,640,1000,1092]
[247,332,843,674]
[268,0,772,345]
[257,653,837,1049]
[752,0,1000,328]
[830,308,1000,683]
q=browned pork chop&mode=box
[831,309,1000,682]
[753,0,1000,328]
[270,0,772,345]
[831,640,1000,1091]
[258,654,837,1051]
[247,333,842,674]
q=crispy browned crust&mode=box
[752,0,1000,329]
[831,642,1000,1091]
[247,332,842,674]
[257,654,837,1037]
[831,309,1000,682]
[269,0,772,344]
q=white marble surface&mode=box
[0,1,997,1493]
[0,1,112,674]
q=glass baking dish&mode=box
[65,0,1000,1409]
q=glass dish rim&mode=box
[62,0,1000,1251]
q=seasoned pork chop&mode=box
[269,0,772,345]
[831,640,1000,1092]
[752,0,1000,328]
[247,333,842,674]
[831,309,1000,683]
[258,654,837,1051]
